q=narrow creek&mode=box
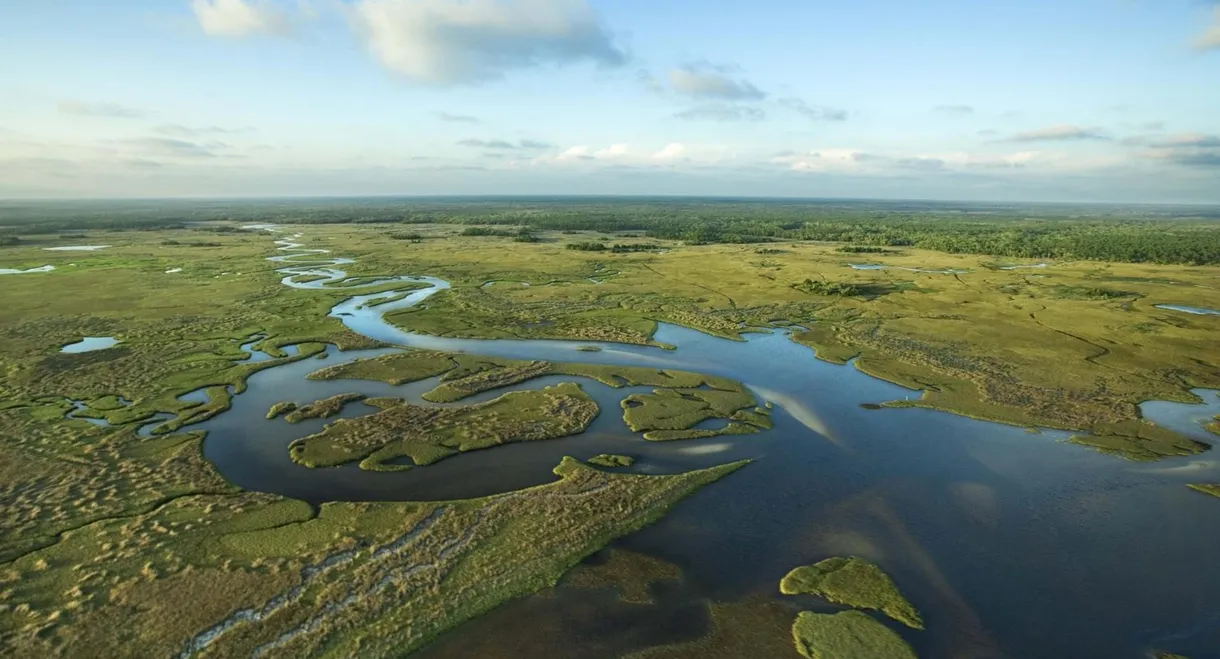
[183,225,1220,658]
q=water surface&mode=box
[184,227,1220,658]
[44,245,109,251]
[1156,304,1220,316]
[0,265,54,275]
[61,336,119,353]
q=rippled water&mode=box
[180,226,1220,658]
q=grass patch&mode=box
[282,392,364,423]
[622,386,769,441]
[790,610,917,659]
[288,383,599,470]
[588,454,636,468]
[266,401,296,419]
[2,457,748,657]
[780,556,923,629]
[1186,484,1220,499]
[624,597,803,659]
[563,549,679,604]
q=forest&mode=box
[3,196,1220,265]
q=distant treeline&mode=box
[3,197,1219,265]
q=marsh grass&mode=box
[780,557,923,629]
[563,549,679,604]
[623,597,803,659]
[588,454,636,468]
[1186,484,1220,498]
[790,610,917,659]
[288,383,600,470]
[2,457,748,657]
[282,393,364,423]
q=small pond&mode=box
[1155,304,1220,317]
[61,337,120,353]
[44,245,110,251]
[0,265,55,274]
[848,263,968,274]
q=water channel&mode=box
[171,226,1220,658]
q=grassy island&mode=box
[780,556,923,629]
[588,454,636,468]
[1186,484,1220,499]
[288,383,599,470]
[791,610,918,659]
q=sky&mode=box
[1,0,1219,203]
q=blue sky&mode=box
[1,0,1218,202]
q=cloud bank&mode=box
[1007,125,1110,142]
[192,0,293,37]
[667,63,764,100]
[348,0,626,84]
[58,101,143,118]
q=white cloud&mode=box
[674,104,765,122]
[934,104,974,115]
[652,143,686,160]
[58,101,143,118]
[154,124,250,137]
[348,0,625,84]
[1195,8,1220,51]
[1007,124,1110,142]
[594,143,630,158]
[778,98,846,122]
[437,111,479,123]
[519,142,731,168]
[191,0,293,37]
[556,145,592,161]
[667,64,764,100]
[773,149,1046,174]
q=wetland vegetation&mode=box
[780,557,922,630]
[2,198,1219,659]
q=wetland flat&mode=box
[2,216,1219,659]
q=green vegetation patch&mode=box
[588,454,636,468]
[1186,484,1220,499]
[282,392,364,423]
[1066,420,1210,462]
[564,549,679,604]
[1050,285,1139,300]
[307,349,457,385]
[794,279,889,298]
[288,383,599,470]
[625,597,803,659]
[2,456,748,658]
[780,556,923,629]
[791,610,918,659]
[266,401,296,419]
[622,385,768,441]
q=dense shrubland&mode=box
[3,197,1219,264]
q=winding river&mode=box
[186,225,1220,659]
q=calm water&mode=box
[179,227,1220,658]
[0,265,54,275]
[61,336,119,353]
[43,245,109,251]
[1156,304,1220,317]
